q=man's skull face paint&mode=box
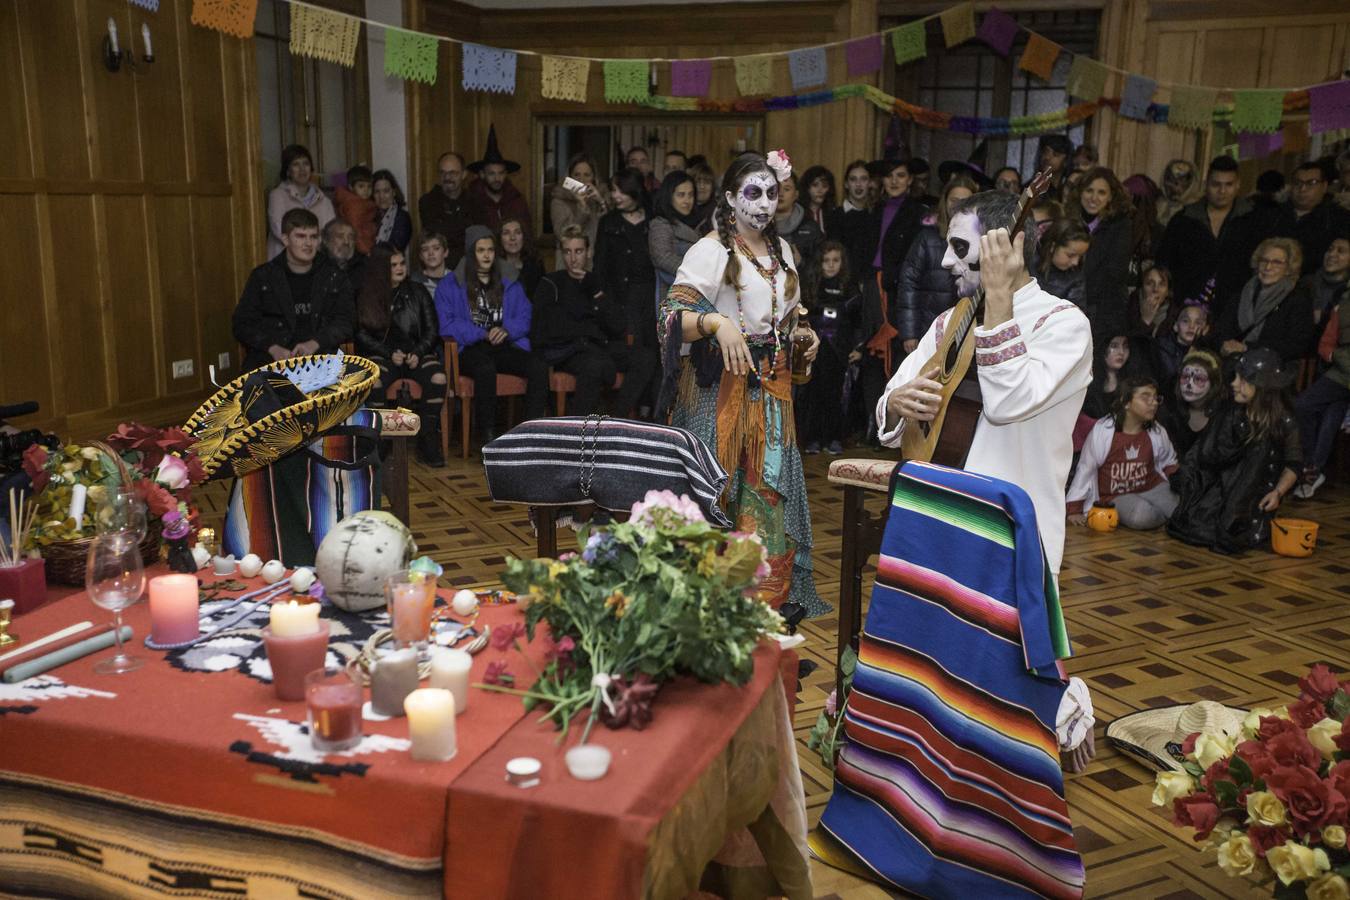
[942,211,982,296]
[1179,364,1210,404]
[728,173,778,232]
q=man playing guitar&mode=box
[877,190,1092,577]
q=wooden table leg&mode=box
[534,506,558,559]
[387,437,411,527]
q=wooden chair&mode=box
[547,336,633,416]
[443,338,528,459]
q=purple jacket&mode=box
[434,273,532,351]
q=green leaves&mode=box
[1329,689,1350,722]
[1228,754,1253,788]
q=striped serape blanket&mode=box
[812,461,1083,899]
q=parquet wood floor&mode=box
[194,448,1350,900]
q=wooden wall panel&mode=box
[0,196,55,414]
[183,1,231,184]
[1199,28,1263,89]
[154,195,205,397]
[104,196,160,406]
[46,196,110,416]
[132,0,190,183]
[23,2,92,180]
[1264,25,1338,91]
[88,4,146,182]
[0,7,34,180]
[191,196,241,378]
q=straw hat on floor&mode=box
[1105,700,1247,773]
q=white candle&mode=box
[270,600,320,637]
[141,23,152,58]
[107,18,119,55]
[428,648,472,715]
[67,483,87,527]
[404,688,456,761]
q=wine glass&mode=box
[86,531,146,674]
[97,486,147,543]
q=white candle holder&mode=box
[564,744,612,781]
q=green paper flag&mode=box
[890,21,926,66]
[1065,55,1108,102]
[1167,85,1216,130]
[1232,90,1285,134]
[604,59,650,104]
[384,28,438,85]
[735,57,773,97]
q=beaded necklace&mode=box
[732,233,783,374]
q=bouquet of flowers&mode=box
[489,489,785,742]
[1153,664,1350,899]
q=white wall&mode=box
[365,0,409,196]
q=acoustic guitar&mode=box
[899,169,1054,469]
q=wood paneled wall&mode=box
[0,0,261,439]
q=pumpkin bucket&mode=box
[1271,518,1318,558]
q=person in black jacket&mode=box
[773,173,823,269]
[593,167,659,413]
[532,226,657,417]
[865,157,929,300]
[1215,237,1315,366]
[1256,161,1350,279]
[1155,155,1257,319]
[827,160,876,291]
[355,245,446,465]
[1065,167,1134,340]
[897,174,976,352]
[799,240,861,454]
[233,207,355,373]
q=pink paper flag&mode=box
[1238,131,1284,160]
[671,60,712,97]
[977,8,1019,57]
[845,35,883,77]
[1309,80,1350,135]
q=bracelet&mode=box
[696,312,709,337]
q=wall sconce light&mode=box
[103,18,123,72]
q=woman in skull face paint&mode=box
[656,151,827,617]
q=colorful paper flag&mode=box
[384,28,438,85]
[941,3,976,49]
[1167,85,1217,130]
[290,4,360,67]
[1238,130,1284,159]
[977,7,1019,57]
[130,0,160,11]
[1119,74,1156,120]
[1065,56,1108,102]
[1232,89,1285,133]
[735,56,772,97]
[1019,33,1060,82]
[890,21,926,66]
[461,43,516,94]
[788,47,827,91]
[190,0,258,39]
[541,56,589,103]
[603,59,650,104]
[671,59,712,97]
[1309,80,1350,134]
[1282,119,1309,154]
[844,35,883,78]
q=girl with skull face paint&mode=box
[656,151,827,617]
[1156,349,1223,457]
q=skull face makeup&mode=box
[941,211,983,296]
[727,172,778,232]
[1179,363,1211,404]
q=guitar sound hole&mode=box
[917,421,930,438]
[943,335,962,373]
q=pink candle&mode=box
[262,621,331,701]
[389,582,433,645]
[148,574,200,644]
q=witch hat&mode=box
[938,140,993,189]
[867,114,909,177]
[468,124,520,174]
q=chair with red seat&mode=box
[443,338,528,459]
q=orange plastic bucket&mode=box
[1271,518,1318,557]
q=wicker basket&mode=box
[38,440,163,586]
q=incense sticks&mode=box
[2,489,35,567]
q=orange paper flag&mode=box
[1019,33,1060,82]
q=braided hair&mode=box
[714,153,800,303]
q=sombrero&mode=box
[1105,701,1248,773]
[185,352,379,479]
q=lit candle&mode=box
[370,648,419,718]
[67,484,87,528]
[404,688,456,761]
[428,648,472,715]
[141,23,152,58]
[107,18,119,55]
[262,620,330,701]
[390,582,433,646]
[270,600,320,637]
[148,573,200,645]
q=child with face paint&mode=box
[1149,298,1211,388]
[1156,349,1223,456]
[658,151,826,617]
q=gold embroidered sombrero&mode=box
[185,353,380,479]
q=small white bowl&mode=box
[564,744,611,781]
[505,756,541,788]
[212,554,237,576]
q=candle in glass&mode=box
[306,668,363,752]
[270,600,320,637]
[404,688,456,761]
[148,573,200,645]
[370,648,419,717]
[262,605,328,701]
[428,648,472,715]
[385,571,435,651]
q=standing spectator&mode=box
[418,152,471,269]
[266,144,335,259]
[1067,167,1134,338]
[897,174,975,352]
[1072,144,1098,175]
[774,173,823,267]
[1252,170,1286,213]
[355,246,445,465]
[467,125,532,237]
[649,171,704,302]
[626,146,659,194]
[497,218,543,298]
[828,159,875,284]
[907,158,937,207]
[321,219,366,295]
[1032,134,1073,198]
[799,165,836,236]
[993,167,1021,195]
[1335,148,1350,212]
[663,149,688,173]
[235,208,353,372]
[548,153,608,269]
[1034,217,1090,313]
[371,169,412,253]
[1127,262,1174,340]
[1264,161,1350,278]
[1156,155,1256,314]
[866,157,927,298]
[1216,237,1314,365]
[333,165,377,255]
[533,226,656,417]
[1157,159,1201,229]
[1303,235,1350,325]
[1157,349,1224,456]
[594,168,659,410]
[688,159,718,228]
[800,240,860,455]
[434,226,547,444]
[1294,275,1350,498]
[1123,173,1163,269]
[410,230,451,298]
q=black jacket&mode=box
[1214,282,1316,364]
[866,197,930,297]
[1155,198,1258,318]
[827,204,874,291]
[233,254,356,371]
[775,204,823,268]
[896,224,957,341]
[1259,201,1350,278]
[355,283,441,362]
[530,270,626,364]
[593,210,655,304]
[1082,213,1133,338]
[1037,263,1086,313]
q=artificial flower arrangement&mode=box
[1153,664,1350,899]
[486,489,785,742]
[21,423,206,547]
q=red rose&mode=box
[1327,761,1350,801]
[1246,824,1287,858]
[1266,729,1322,770]
[1266,765,1349,835]
[1173,794,1221,841]
[1289,697,1327,729]
[21,444,50,493]
[1181,732,1200,757]
[1257,715,1304,742]
[134,479,178,517]
[1236,739,1278,780]
[1299,663,1341,702]
[1200,758,1232,794]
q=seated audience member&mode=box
[1128,262,1174,340]
[829,159,876,283]
[1216,237,1314,364]
[1157,349,1224,456]
[1066,167,1134,339]
[549,153,608,269]
[234,208,354,372]
[774,173,823,267]
[321,219,366,294]
[355,246,445,465]
[418,151,471,269]
[434,226,548,443]
[1303,234,1349,325]
[799,165,837,236]
[1168,348,1301,555]
[1294,279,1350,498]
[410,230,451,297]
[532,226,657,417]
[1268,161,1350,278]
[334,165,377,255]
[687,160,718,230]
[267,143,335,259]
[497,217,543,298]
[897,174,975,352]
[993,167,1021,195]
[372,169,412,253]
[1035,217,1090,312]
[1156,155,1253,315]
[800,241,861,455]
[1149,296,1211,388]
[649,171,703,301]
[1067,377,1178,529]
[1030,197,1064,238]
[468,128,533,237]
[1082,335,1136,421]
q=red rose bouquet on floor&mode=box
[1153,664,1350,898]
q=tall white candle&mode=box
[107,18,119,55]
[404,688,456,761]
[67,483,87,528]
[141,23,152,58]
[428,648,472,715]
[270,600,320,637]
